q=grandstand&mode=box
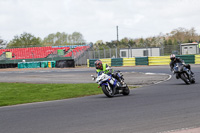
[0,44,92,68]
[0,45,91,59]
[64,45,91,58]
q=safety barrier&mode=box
[148,56,170,66]
[0,57,72,65]
[55,59,75,68]
[41,61,48,68]
[87,59,90,67]
[87,58,136,67]
[123,58,136,66]
[112,58,123,66]
[87,55,199,67]
[101,59,111,66]
[18,61,56,69]
[88,59,97,67]
[177,55,195,64]
[135,57,148,65]
[195,55,200,64]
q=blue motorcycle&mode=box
[91,71,130,98]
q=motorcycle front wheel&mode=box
[122,86,130,96]
[189,76,195,84]
[180,73,190,85]
[101,85,114,98]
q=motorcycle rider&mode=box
[94,59,124,85]
[170,54,194,78]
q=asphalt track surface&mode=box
[0,65,200,133]
[0,66,169,85]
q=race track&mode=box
[0,65,200,133]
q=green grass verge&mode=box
[0,83,137,107]
[0,83,102,106]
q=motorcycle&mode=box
[91,70,130,98]
[173,63,195,84]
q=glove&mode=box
[91,75,96,81]
[170,69,174,74]
[172,70,175,74]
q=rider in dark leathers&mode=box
[170,54,194,78]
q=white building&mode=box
[120,47,160,58]
[180,43,199,55]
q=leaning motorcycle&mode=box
[173,63,195,85]
[91,71,130,98]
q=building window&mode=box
[121,51,126,57]
[143,50,148,56]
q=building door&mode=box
[183,47,188,55]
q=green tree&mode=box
[43,32,68,46]
[42,32,85,46]
[7,32,41,48]
[164,39,168,46]
[42,33,55,46]
[167,39,173,45]
[120,37,129,45]
[173,38,178,45]
[128,39,136,47]
[71,32,85,44]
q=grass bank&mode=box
[0,83,137,107]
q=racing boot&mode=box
[176,73,179,79]
[114,82,124,94]
[191,71,194,76]
[113,82,121,94]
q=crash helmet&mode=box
[94,59,103,69]
[170,54,176,61]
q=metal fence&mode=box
[81,45,179,58]
[74,45,181,66]
[0,45,181,67]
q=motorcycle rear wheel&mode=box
[102,85,114,98]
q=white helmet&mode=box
[170,54,176,61]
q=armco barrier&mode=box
[123,58,135,66]
[176,55,195,64]
[195,55,200,64]
[111,58,123,66]
[148,56,170,66]
[135,57,148,65]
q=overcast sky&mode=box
[1,0,200,43]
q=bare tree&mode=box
[0,37,8,49]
